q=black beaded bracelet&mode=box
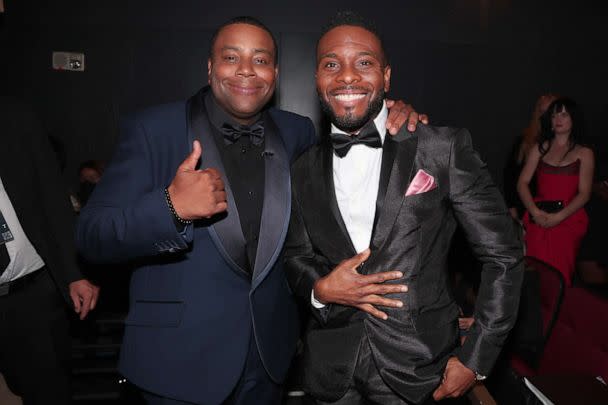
[164,187,193,225]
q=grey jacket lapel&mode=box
[371,129,418,251]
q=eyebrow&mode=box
[221,45,273,56]
[319,51,379,59]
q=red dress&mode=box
[523,159,588,285]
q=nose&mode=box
[236,58,255,78]
[336,64,360,85]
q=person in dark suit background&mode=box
[284,12,524,405]
[0,96,100,404]
[76,16,423,405]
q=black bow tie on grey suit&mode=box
[330,124,382,158]
[221,122,265,146]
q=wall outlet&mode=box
[52,51,85,71]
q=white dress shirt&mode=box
[0,176,45,284]
[312,102,388,308]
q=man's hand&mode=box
[385,99,429,134]
[313,249,408,320]
[458,317,474,331]
[69,279,100,320]
[167,140,228,220]
[432,357,477,401]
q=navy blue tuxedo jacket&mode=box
[76,87,316,404]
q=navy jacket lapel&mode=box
[371,130,418,251]
[187,90,249,277]
[251,114,291,286]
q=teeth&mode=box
[334,94,365,101]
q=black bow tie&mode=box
[221,122,264,146]
[330,124,382,158]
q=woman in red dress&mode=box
[518,98,594,285]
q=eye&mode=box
[254,57,269,65]
[324,61,338,69]
[223,55,238,63]
[357,59,374,68]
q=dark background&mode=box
[1,0,607,190]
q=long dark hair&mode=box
[538,97,585,156]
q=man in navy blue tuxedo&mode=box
[77,16,421,405]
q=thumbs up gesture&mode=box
[167,140,228,220]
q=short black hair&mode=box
[208,16,279,65]
[318,11,388,66]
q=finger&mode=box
[357,303,388,320]
[215,201,228,213]
[214,190,227,202]
[70,290,82,314]
[360,270,404,284]
[420,114,429,125]
[388,110,407,135]
[407,111,420,132]
[346,248,371,269]
[361,283,408,295]
[79,292,93,320]
[433,383,448,401]
[361,294,403,308]
[205,168,222,180]
[180,140,202,171]
[213,177,225,190]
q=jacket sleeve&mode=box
[283,176,332,323]
[76,114,191,264]
[29,107,83,288]
[448,128,524,376]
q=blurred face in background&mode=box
[551,106,573,136]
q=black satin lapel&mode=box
[252,115,291,285]
[371,135,398,242]
[322,142,358,256]
[187,90,249,276]
[371,134,418,250]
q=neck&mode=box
[554,132,571,146]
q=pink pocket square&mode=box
[405,169,437,196]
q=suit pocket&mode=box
[124,300,184,327]
[403,186,440,206]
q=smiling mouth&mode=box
[227,83,262,96]
[333,94,366,102]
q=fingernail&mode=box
[382,314,388,320]
[396,301,403,307]
[395,272,403,278]
[408,124,415,131]
[401,285,408,292]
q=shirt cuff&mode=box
[311,289,326,309]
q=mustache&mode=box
[329,86,368,95]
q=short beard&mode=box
[319,89,385,133]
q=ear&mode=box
[207,59,212,84]
[274,64,279,81]
[383,65,392,93]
